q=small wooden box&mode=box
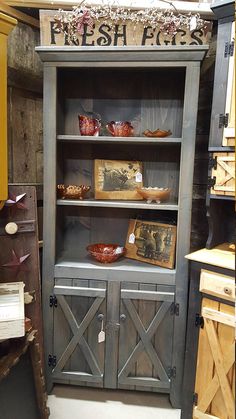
[211,152,235,196]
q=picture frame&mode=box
[94,159,143,200]
[125,219,177,269]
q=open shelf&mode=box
[57,135,182,145]
[57,199,179,211]
[55,256,176,284]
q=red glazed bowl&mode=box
[87,243,126,263]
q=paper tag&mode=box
[114,247,123,255]
[190,16,197,31]
[129,233,135,244]
[98,330,105,343]
[135,172,142,183]
[98,320,105,343]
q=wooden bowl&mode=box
[136,187,171,203]
[57,184,91,200]
[87,243,126,263]
[143,129,172,138]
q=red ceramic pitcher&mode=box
[106,121,134,137]
[78,114,101,136]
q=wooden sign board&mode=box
[40,10,212,47]
[125,219,177,268]
[94,159,143,200]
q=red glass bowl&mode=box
[87,243,126,263]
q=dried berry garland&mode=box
[54,3,210,44]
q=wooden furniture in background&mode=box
[206,0,235,249]
[181,247,235,419]
[37,44,207,407]
[0,13,17,209]
[0,185,48,418]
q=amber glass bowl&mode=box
[57,184,91,200]
[136,187,171,203]
[87,243,126,263]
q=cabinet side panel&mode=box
[42,64,57,390]
[209,20,233,148]
[171,62,200,408]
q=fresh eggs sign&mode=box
[40,10,211,47]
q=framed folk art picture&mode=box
[94,159,143,200]
[125,219,177,268]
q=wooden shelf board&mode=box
[57,199,178,211]
[55,256,176,284]
[57,135,182,144]
[210,194,235,201]
[208,146,235,152]
[186,243,235,270]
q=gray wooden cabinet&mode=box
[36,45,207,407]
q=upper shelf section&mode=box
[58,67,185,138]
[36,45,209,63]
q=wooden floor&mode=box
[48,385,181,419]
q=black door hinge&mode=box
[219,113,229,128]
[224,41,234,57]
[207,176,216,189]
[49,295,57,307]
[167,366,176,379]
[209,155,217,170]
[193,392,198,405]
[170,303,179,316]
[48,354,57,367]
[195,313,204,328]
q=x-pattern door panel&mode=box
[52,279,106,386]
[118,282,175,392]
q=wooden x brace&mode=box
[54,295,104,377]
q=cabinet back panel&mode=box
[58,68,185,138]
[57,142,180,201]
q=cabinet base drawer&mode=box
[200,269,235,302]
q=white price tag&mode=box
[114,247,123,255]
[98,320,105,343]
[190,16,197,31]
[135,172,142,183]
[129,233,135,244]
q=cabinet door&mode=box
[211,152,235,196]
[52,279,106,387]
[118,282,175,392]
[194,298,235,419]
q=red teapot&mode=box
[78,114,101,136]
[106,121,134,137]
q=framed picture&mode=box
[125,219,177,269]
[94,159,143,200]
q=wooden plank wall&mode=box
[7,22,43,239]
[6,21,217,251]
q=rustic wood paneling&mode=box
[7,22,42,76]
[8,89,43,184]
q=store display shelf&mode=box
[57,135,182,145]
[57,199,179,210]
[54,256,176,284]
